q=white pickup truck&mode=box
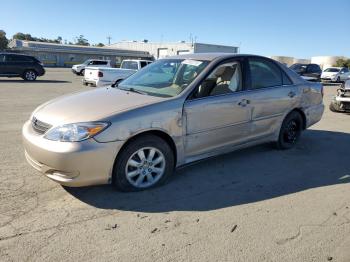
[83,59,152,87]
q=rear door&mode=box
[243,57,298,139]
[184,59,253,158]
[0,54,6,74]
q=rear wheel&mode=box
[22,70,37,81]
[276,111,303,150]
[112,135,175,191]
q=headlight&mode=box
[44,122,110,142]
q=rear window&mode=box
[121,61,138,70]
[307,64,321,73]
[140,61,148,68]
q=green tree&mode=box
[74,35,89,46]
[0,30,9,50]
[93,43,105,47]
[334,58,350,68]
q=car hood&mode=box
[72,64,83,69]
[32,87,165,126]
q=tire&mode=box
[112,135,175,192]
[80,69,85,76]
[22,70,37,81]
[276,111,303,150]
[329,102,339,113]
[337,76,341,83]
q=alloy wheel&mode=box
[283,120,298,144]
[125,147,166,188]
[25,71,36,81]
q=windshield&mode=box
[324,68,340,72]
[121,61,139,70]
[83,59,92,65]
[118,59,209,97]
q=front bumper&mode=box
[331,96,350,112]
[22,120,124,187]
[321,77,337,82]
[72,69,79,75]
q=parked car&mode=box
[321,67,350,83]
[83,59,152,87]
[330,79,350,112]
[23,54,324,191]
[0,53,45,81]
[289,63,322,82]
[71,59,111,76]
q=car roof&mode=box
[165,53,265,61]
[0,52,34,57]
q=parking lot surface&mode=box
[0,68,349,262]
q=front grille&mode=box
[342,102,350,110]
[31,117,52,134]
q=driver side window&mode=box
[193,61,242,99]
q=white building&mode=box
[109,41,238,59]
[311,56,347,70]
[270,56,311,66]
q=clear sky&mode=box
[1,0,349,59]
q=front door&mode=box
[184,60,252,158]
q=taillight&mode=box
[98,71,103,77]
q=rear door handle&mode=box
[288,91,296,98]
[238,99,250,107]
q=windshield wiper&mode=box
[119,87,148,96]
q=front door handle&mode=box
[238,99,250,107]
[288,91,296,98]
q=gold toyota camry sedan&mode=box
[23,54,324,191]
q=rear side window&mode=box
[121,61,138,70]
[248,58,282,89]
[6,55,34,62]
[282,72,293,85]
[140,61,148,68]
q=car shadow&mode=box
[0,79,71,83]
[64,129,350,212]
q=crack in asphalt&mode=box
[276,203,350,245]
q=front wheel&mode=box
[276,111,303,150]
[112,135,175,191]
[80,69,85,76]
[22,70,37,81]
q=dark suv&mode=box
[0,53,45,81]
[289,63,322,82]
